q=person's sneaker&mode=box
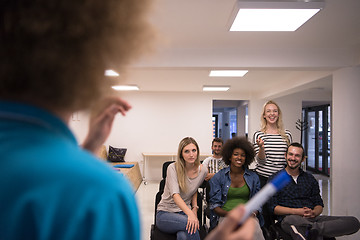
[290,225,306,240]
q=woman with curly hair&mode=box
[209,137,265,240]
[0,0,153,239]
[156,137,207,240]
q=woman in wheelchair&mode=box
[209,137,265,240]
[156,137,208,240]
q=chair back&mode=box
[162,161,175,179]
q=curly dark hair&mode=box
[221,137,255,168]
[0,0,154,112]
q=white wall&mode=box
[70,91,303,180]
[70,91,253,181]
[332,67,360,240]
[70,90,316,180]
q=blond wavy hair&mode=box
[175,137,200,193]
[0,0,154,112]
[260,100,290,145]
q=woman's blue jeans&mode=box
[156,211,200,240]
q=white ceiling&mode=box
[113,0,360,99]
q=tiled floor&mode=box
[136,175,331,240]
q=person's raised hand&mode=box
[82,96,132,154]
[256,137,264,149]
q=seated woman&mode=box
[209,137,265,240]
[156,137,208,240]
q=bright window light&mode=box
[209,70,248,77]
[230,1,324,32]
[112,85,139,91]
[203,86,230,92]
[105,69,119,77]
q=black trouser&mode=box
[257,174,272,229]
[257,174,268,188]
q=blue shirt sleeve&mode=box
[209,171,225,210]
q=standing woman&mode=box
[209,137,264,240]
[156,137,208,240]
[253,100,293,187]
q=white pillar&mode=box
[332,66,360,240]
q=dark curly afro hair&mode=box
[221,136,255,168]
[0,0,154,112]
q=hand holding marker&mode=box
[239,170,291,224]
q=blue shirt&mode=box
[209,167,264,226]
[0,101,140,240]
[269,169,324,222]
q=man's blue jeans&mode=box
[156,211,200,240]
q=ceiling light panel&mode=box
[203,86,230,92]
[230,1,324,32]
[112,85,139,91]
[105,69,120,77]
[209,70,248,77]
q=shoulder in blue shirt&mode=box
[0,101,141,240]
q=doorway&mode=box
[303,105,331,176]
[212,100,248,143]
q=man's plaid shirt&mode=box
[269,168,324,221]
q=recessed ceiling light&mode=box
[209,70,248,77]
[105,69,120,77]
[203,86,230,92]
[230,1,324,31]
[112,85,139,91]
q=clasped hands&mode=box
[297,207,317,218]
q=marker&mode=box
[239,170,291,224]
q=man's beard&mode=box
[287,160,301,169]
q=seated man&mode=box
[202,137,227,181]
[202,137,227,231]
[269,142,360,240]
